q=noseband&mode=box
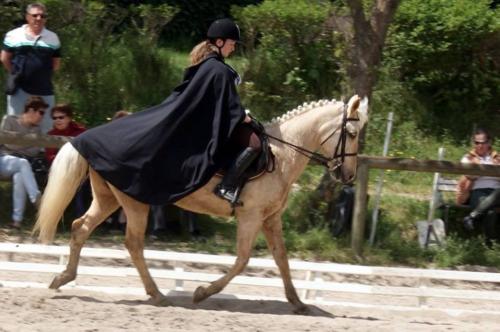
[321,104,360,173]
[264,103,360,176]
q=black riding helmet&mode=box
[207,18,241,42]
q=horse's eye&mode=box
[346,123,357,137]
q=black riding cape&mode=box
[71,54,246,205]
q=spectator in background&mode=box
[149,206,201,241]
[457,128,500,245]
[45,104,86,163]
[1,96,46,159]
[0,2,61,133]
[0,96,46,229]
[45,103,88,217]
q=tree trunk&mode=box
[316,0,401,217]
[345,0,401,98]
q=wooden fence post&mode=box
[352,161,369,258]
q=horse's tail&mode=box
[32,142,89,243]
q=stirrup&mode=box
[214,184,243,207]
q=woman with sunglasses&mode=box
[45,104,86,164]
[45,103,88,218]
[0,95,46,229]
[456,128,500,244]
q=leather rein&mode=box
[263,104,360,171]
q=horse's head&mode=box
[319,95,369,184]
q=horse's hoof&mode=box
[49,273,75,289]
[293,304,310,315]
[193,286,209,303]
[48,277,63,289]
[150,294,171,306]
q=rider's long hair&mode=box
[189,40,219,66]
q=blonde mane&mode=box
[266,99,339,126]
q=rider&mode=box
[71,18,260,207]
[203,18,262,204]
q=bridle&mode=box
[264,103,360,180]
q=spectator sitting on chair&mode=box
[45,103,88,217]
[457,128,500,244]
[0,96,47,228]
[1,96,46,159]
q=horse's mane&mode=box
[265,99,339,126]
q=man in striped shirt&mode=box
[1,2,61,133]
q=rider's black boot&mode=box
[214,147,259,205]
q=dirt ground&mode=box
[0,229,499,331]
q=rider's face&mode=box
[217,39,237,58]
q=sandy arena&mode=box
[0,232,499,331]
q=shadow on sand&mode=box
[51,292,386,322]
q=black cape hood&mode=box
[71,54,246,205]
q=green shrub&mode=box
[232,0,343,120]
[55,2,180,126]
[384,0,500,139]
[433,235,500,267]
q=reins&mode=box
[263,103,360,169]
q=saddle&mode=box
[244,121,275,180]
[215,120,275,190]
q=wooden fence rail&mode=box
[3,131,499,260]
[352,155,500,257]
[0,130,69,148]
[0,243,499,313]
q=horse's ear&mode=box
[347,95,361,118]
[359,97,369,115]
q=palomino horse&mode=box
[33,95,368,313]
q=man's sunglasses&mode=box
[474,141,488,145]
[52,115,66,120]
[29,13,47,19]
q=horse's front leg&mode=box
[262,213,308,314]
[50,175,119,289]
[193,212,263,303]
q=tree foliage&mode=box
[232,0,344,120]
[0,1,181,126]
[0,0,497,138]
[383,0,500,138]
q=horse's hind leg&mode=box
[193,213,263,303]
[115,191,169,306]
[50,170,119,289]
[262,213,308,314]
